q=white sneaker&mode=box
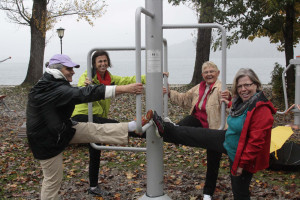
[163,117,178,126]
[203,194,212,200]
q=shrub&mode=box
[270,63,285,104]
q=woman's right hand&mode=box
[115,83,144,95]
[84,77,92,86]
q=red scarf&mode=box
[96,70,111,85]
[193,81,214,128]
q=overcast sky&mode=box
[0,0,199,63]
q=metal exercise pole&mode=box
[86,47,147,152]
[138,0,171,199]
[277,55,300,127]
[293,56,300,126]
[162,24,227,130]
[135,7,154,133]
[163,39,169,119]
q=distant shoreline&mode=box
[0,84,272,89]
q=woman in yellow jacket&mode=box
[71,50,146,197]
[167,61,230,200]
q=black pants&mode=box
[72,115,119,187]
[230,160,253,200]
[163,122,252,199]
[177,115,222,196]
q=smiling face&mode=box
[94,55,109,77]
[202,66,220,85]
[60,66,75,82]
[237,76,257,102]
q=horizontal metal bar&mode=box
[90,143,147,152]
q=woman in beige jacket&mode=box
[168,61,230,200]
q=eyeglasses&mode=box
[237,83,254,90]
[202,70,216,75]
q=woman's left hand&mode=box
[163,72,169,77]
[235,167,243,176]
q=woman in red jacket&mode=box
[151,68,276,199]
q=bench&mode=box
[18,122,27,138]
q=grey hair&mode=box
[202,61,219,72]
[47,63,64,70]
[232,68,262,97]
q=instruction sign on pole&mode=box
[146,50,161,73]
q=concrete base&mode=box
[139,194,172,200]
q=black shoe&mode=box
[88,185,111,196]
[153,111,164,136]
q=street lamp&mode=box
[56,27,65,54]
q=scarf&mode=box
[230,91,262,117]
[45,68,67,81]
[96,70,111,85]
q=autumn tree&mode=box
[169,0,216,85]
[168,0,300,93]
[0,0,106,85]
[212,0,300,98]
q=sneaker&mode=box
[203,194,212,200]
[152,111,164,136]
[142,110,153,126]
[164,117,178,126]
[134,110,154,135]
[88,185,111,196]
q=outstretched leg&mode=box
[153,111,227,154]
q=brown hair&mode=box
[92,50,112,68]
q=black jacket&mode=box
[26,72,106,160]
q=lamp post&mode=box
[56,27,65,54]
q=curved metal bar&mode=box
[90,143,146,152]
[86,47,146,151]
[285,104,295,114]
[277,63,293,114]
[162,23,227,130]
[89,121,153,152]
[135,7,154,133]
[163,39,168,119]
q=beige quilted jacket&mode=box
[170,79,227,129]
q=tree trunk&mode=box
[22,0,47,86]
[190,0,215,85]
[284,2,295,101]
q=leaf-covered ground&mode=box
[0,85,299,200]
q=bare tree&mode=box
[0,0,106,85]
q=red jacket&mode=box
[231,95,276,175]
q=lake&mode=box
[0,57,286,85]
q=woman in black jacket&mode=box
[26,54,150,200]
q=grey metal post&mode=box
[135,7,154,133]
[163,39,169,118]
[277,56,300,126]
[140,0,171,199]
[291,56,300,125]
